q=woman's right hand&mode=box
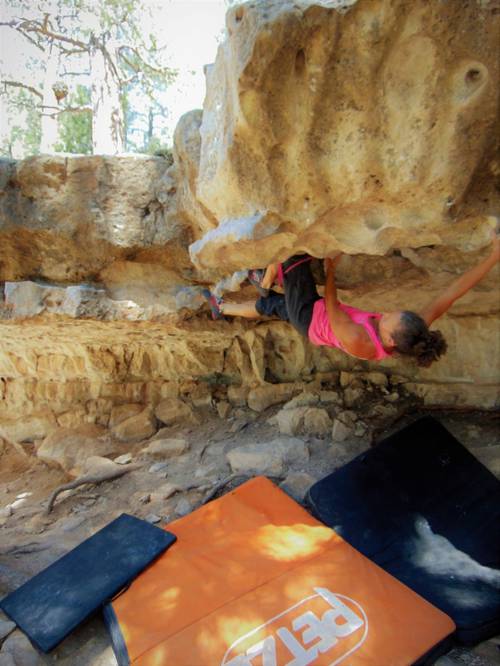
[324,253,343,273]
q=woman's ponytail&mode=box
[393,311,448,367]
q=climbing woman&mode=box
[202,233,500,367]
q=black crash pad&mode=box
[0,513,176,653]
[306,416,500,645]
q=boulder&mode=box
[277,407,307,436]
[331,419,352,443]
[141,438,189,459]
[303,408,333,437]
[0,412,56,443]
[227,437,308,476]
[109,403,144,428]
[111,408,157,443]
[247,383,299,412]
[155,398,194,426]
[36,424,113,473]
[283,391,319,410]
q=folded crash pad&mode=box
[0,513,176,652]
[104,476,454,665]
[306,416,500,645]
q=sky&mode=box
[0,0,229,154]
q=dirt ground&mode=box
[0,407,499,665]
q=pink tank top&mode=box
[308,298,391,360]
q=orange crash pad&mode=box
[105,477,455,665]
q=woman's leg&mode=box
[261,262,280,290]
[221,301,261,319]
[282,255,320,337]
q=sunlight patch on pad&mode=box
[255,524,334,561]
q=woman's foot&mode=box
[247,269,270,297]
[201,289,224,319]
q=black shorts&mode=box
[255,255,320,337]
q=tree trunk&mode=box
[40,41,60,153]
[90,39,125,155]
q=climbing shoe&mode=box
[247,268,269,297]
[202,289,224,320]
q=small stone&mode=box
[280,472,315,502]
[151,483,181,501]
[114,453,133,465]
[8,498,27,511]
[15,492,32,500]
[277,407,307,436]
[283,392,319,410]
[343,386,363,408]
[60,516,86,532]
[142,438,189,459]
[175,497,193,517]
[155,398,194,426]
[337,410,358,427]
[227,437,308,476]
[390,374,408,385]
[365,372,388,387]
[0,619,16,642]
[145,513,161,524]
[354,421,368,438]
[303,408,332,437]
[384,392,400,403]
[247,383,298,412]
[112,409,157,443]
[318,390,342,405]
[148,462,169,474]
[216,401,231,419]
[332,419,351,442]
[339,371,354,388]
[370,403,398,419]
[138,493,151,504]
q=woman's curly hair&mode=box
[393,311,448,367]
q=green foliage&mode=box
[0,89,41,157]
[54,85,92,154]
[1,0,177,156]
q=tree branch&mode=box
[10,18,88,49]
[2,80,43,99]
[39,104,92,117]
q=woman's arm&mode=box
[420,234,500,326]
[324,256,376,358]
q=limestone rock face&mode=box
[0,0,499,432]
[191,0,499,270]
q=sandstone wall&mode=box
[1,0,499,433]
